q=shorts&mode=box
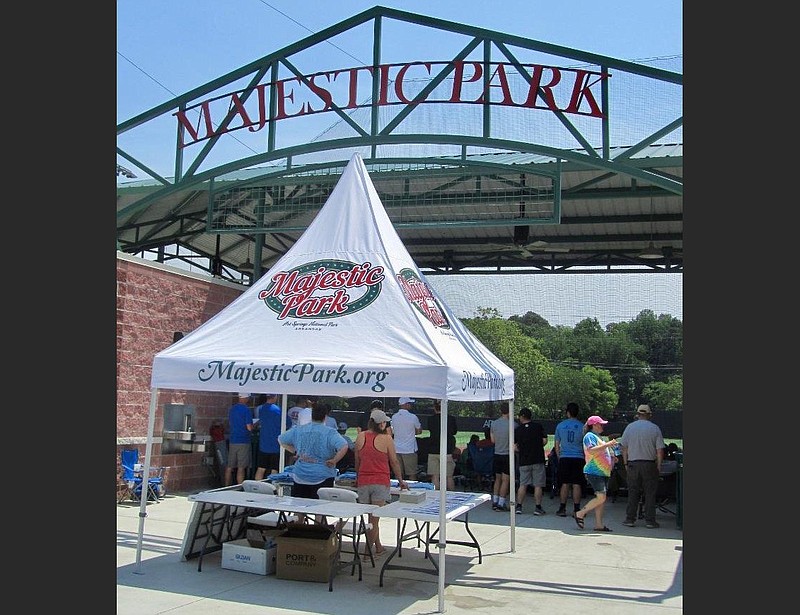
[493,453,510,475]
[357,483,391,505]
[291,477,335,499]
[427,454,455,478]
[557,457,586,486]
[397,452,419,479]
[227,443,251,469]
[257,451,281,473]
[584,473,609,494]
[519,463,546,487]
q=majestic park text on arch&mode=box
[174,60,609,147]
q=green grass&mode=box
[346,428,682,453]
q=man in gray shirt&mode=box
[490,403,512,511]
[619,404,665,529]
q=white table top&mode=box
[188,489,378,518]
[372,491,491,522]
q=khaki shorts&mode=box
[427,453,455,478]
[397,452,419,479]
[357,483,391,505]
[227,443,251,469]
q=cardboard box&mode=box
[221,539,277,575]
[275,523,339,583]
[399,489,427,504]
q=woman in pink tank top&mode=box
[354,409,408,555]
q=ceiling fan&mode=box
[485,224,570,257]
[488,239,570,258]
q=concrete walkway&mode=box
[117,491,683,615]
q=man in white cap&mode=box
[618,404,665,528]
[391,397,422,479]
[225,392,254,486]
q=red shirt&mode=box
[356,432,390,487]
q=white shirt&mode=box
[287,405,305,427]
[391,407,421,453]
[297,407,312,425]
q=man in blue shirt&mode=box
[254,393,290,480]
[225,393,254,486]
[554,402,586,517]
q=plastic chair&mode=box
[118,448,166,503]
[242,480,298,529]
[465,443,495,492]
[317,487,374,567]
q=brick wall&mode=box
[116,254,245,495]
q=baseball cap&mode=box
[399,396,415,405]
[636,404,652,415]
[370,409,392,424]
[586,415,608,426]
[237,392,251,399]
[337,421,348,432]
[370,399,384,409]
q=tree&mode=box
[643,376,683,411]
[461,315,552,412]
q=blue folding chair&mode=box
[466,443,495,492]
[118,448,166,503]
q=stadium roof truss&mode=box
[117,5,682,283]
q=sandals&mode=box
[594,526,613,532]
[573,512,585,529]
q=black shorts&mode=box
[290,477,335,499]
[557,457,586,487]
[493,454,510,475]
[257,451,281,473]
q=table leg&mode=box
[379,518,403,587]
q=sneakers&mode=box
[492,503,500,511]
[622,519,636,527]
[515,504,523,515]
[645,521,660,529]
[533,506,546,516]
[556,506,567,517]
[496,504,510,512]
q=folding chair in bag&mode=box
[118,448,167,503]
[317,487,375,568]
[465,443,495,492]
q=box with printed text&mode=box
[274,523,338,583]
[221,539,277,575]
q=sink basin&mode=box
[163,430,195,440]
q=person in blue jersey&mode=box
[574,415,617,531]
[225,392,254,486]
[254,393,291,480]
[554,402,586,517]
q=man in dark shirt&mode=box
[427,399,458,490]
[514,407,548,515]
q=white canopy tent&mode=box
[135,153,515,612]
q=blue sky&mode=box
[117,1,683,327]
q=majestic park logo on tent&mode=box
[397,268,450,329]
[258,259,384,319]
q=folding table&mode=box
[182,487,378,591]
[371,491,490,586]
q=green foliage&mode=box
[462,307,682,417]
[461,316,552,411]
[643,376,683,411]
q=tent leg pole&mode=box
[134,389,159,574]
